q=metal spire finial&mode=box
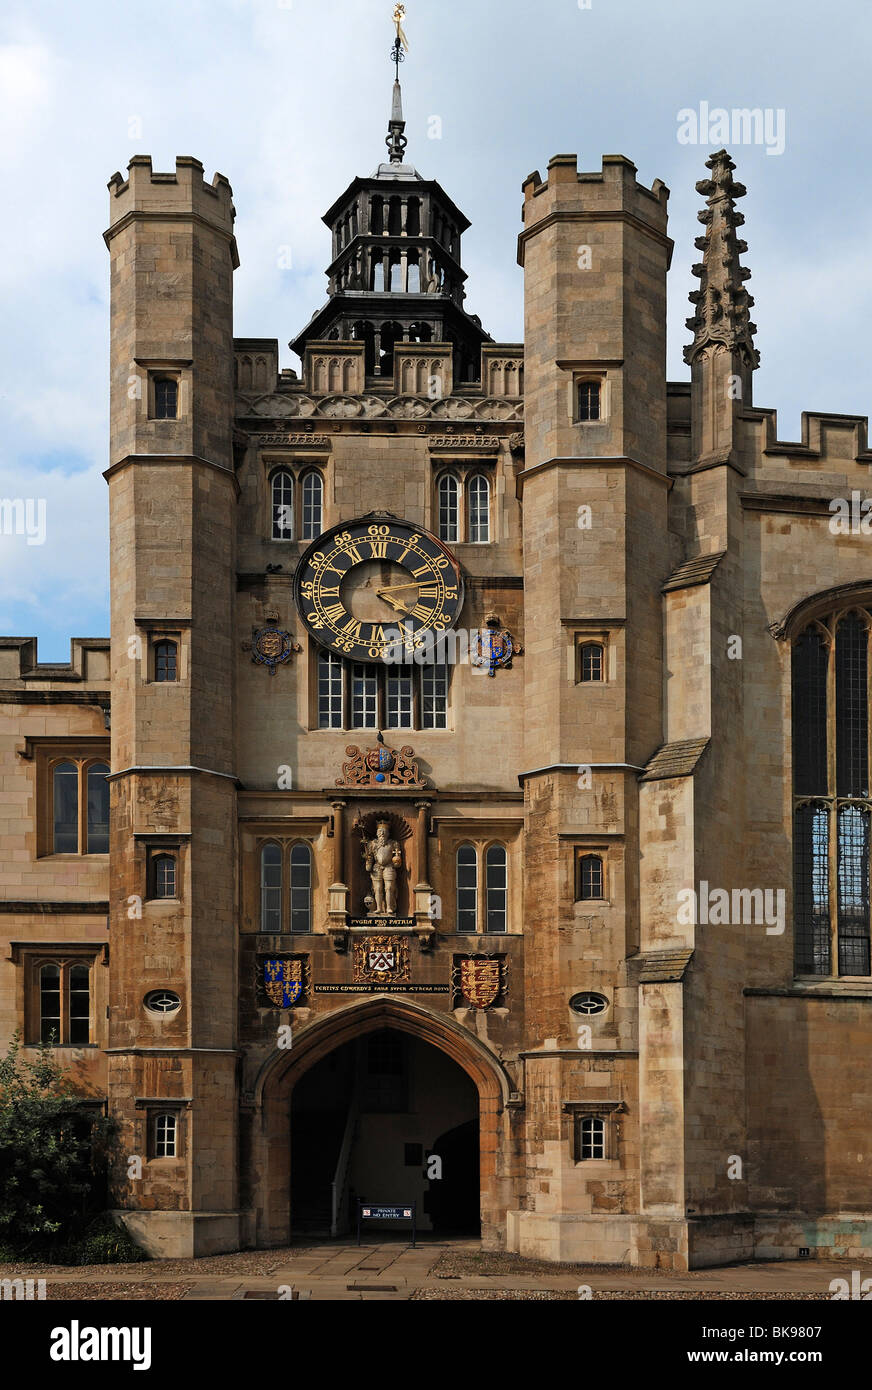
[386,6,410,164]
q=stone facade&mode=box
[3,111,872,1267]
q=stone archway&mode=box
[250,996,514,1249]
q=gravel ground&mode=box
[431,1250,689,1280]
[0,1247,311,1278]
[39,1283,195,1301]
[412,1289,830,1301]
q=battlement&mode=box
[0,637,110,687]
[105,155,237,244]
[520,153,669,241]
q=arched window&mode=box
[86,763,110,854]
[577,380,601,422]
[580,643,604,684]
[290,843,312,934]
[793,609,872,977]
[577,853,604,901]
[485,844,507,934]
[456,844,477,934]
[154,1113,178,1158]
[40,963,61,1044]
[154,640,178,683]
[301,470,323,541]
[68,963,90,1045]
[438,473,459,544]
[261,844,282,933]
[152,854,177,900]
[271,471,294,540]
[467,475,490,544]
[154,377,178,420]
[578,1116,606,1161]
[407,257,421,293]
[53,762,78,854]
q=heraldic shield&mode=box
[263,958,304,1008]
[460,958,501,1010]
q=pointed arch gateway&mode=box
[250,996,514,1248]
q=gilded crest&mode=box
[470,616,520,677]
[251,625,302,676]
[454,955,506,1010]
[353,934,410,984]
[337,743,427,788]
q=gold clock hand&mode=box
[375,583,424,595]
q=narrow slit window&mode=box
[467,475,490,544]
[577,381,601,422]
[53,762,79,854]
[351,664,378,729]
[40,963,61,1045]
[301,471,323,541]
[290,843,312,935]
[421,664,448,729]
[86,763,110,854]
[386,670,414,729]
[485,844,507,934]
[438,474,460,544]
[261,844,283,933]
[318,651,344,728]
[68,964,90,1046]
[456,844,478,935]
[272,471,294,540]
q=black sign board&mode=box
[313,983,449,994]
[357,1200,416,1247]
[347,917,415,929]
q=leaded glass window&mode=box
[793,610,872,976]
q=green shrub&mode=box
[0,1032,126,1260]
[55,1216,148,1267]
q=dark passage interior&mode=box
[290,1028,480,1237]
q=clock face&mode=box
[294,516,465,662]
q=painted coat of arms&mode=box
[456,956,505,1010]
[353,934,411,984]
[262,957,306,1008]
[251,626,302,676]
[471,625,518,677]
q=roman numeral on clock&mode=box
[323,603,345,623]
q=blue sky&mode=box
[1,0,870,659]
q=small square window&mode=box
[148,851,179,901]
[152,377,179,420]
[577,381,601,423]
[153,639,179,683]
[577,1115,606,1160]
[576,853,605,902]
[580,642,604,683]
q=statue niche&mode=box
[352,811,411,918]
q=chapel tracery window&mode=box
[792,608,872,977]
